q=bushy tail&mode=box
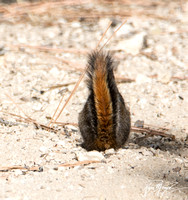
[87,51,115,149]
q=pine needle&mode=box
[49,20,114,126]
[99,18,127,51]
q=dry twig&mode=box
[131,126,175,140]
[0,165,43,172]
[47,82,77,91]
[54,121,175,139]
[49,18,114,126]
[7,44,88,55]
[2,111,57,133]
[116,76,135,83]
[58,160,100,168]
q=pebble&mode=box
[155,44,166,54]
[49,67,60,76]
[140,149,154,157]
[115,23,134,37]
[134,120,144,128]
[39,146,48,153]
[57,140,66,147]
[158,73,171,84]
[136,74,151,84]
[76,151,105,162]
[32,103,43,111]
[14,169,24,176]
[172,167,181,173]
[66,125,78,132]
[107,166,115,174]
[71,22,81,28]
[105,148,115,154]
[116,32,147,55]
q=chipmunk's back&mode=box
[79,51,130,151]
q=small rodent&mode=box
[78,51,131,151]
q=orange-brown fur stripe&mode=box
[93,55,113,136]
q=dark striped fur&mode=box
[78,51,130,151]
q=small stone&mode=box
[155,44,166,54]
[57,140,65,146]
[140,149,154,156]
[107,166,114,174]
[121,185,126,189]
[14,169,23,176]
[116,32,147,55]
[178,95,184,100]
[161,98,169,105]
[105,148,115,154]
[49,67,59,76]
[66,125,78,132]
[172,167,181,173]
[151,26,163,35]
[71,22,81,28]
[158,73,171,84]
[184,162,188,168]
[32,103,42,111]
[134,120,144,128]
[39,146,48,153]
[76,151,104,162]
[118,148,129,154]
[115,23,134,37]
[136,74,151,84]
[0,45,5,56]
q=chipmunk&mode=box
[78,51,131,151]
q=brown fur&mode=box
[78,51,131,151]
[93,55,116,149]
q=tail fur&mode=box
[87,51,116,149]
[78,51,131,151]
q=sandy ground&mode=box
[0,1,188,200]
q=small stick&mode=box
[5,93,32,120]
[49,20,113,126]
[47,82,77,90]
[131,126,175,140]
[0,165,43,172]
[7,44,88,54]
[4,94,57,132]
[115,76,135,83]
[52,121,175,139]
[96,21,112,49]
[58,160,100,168]
[53,122,78,126]
[50,19,129,125]
[49,70,87,126]
[58,124,175,140]
[99,18,127,51]
[2,111,57,133]
[48,94,65,126]
[0,166,26,171]
[5,94,56,131]
[171,76,188,81]
[149,74,188,81]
